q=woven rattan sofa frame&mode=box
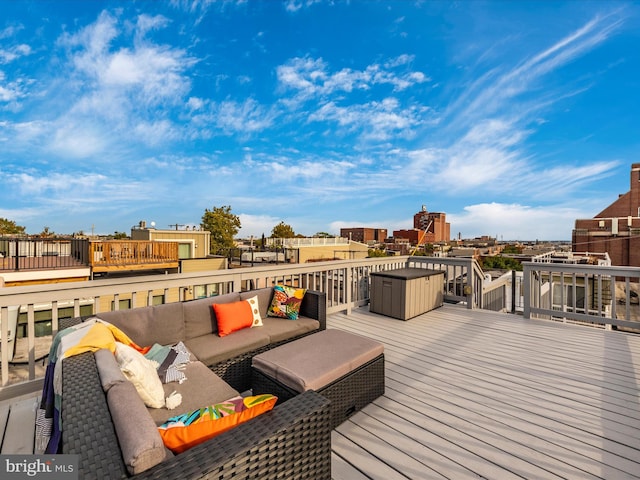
[62,351,332,479]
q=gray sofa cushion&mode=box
[183,292,241,339]
[240,287,272,320]
[260,316,319,344]
[97,302,184,347]
[94,348,126,392]
[107,380,170,475]
[183,327,270,367]
[147,361,239,425]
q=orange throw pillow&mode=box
[158,394,277,454]
[213,300,254,337]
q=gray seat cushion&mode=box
[252,329,384,392]
[260,316,319,343]
[147,361,240,425]
[184,327,270,366]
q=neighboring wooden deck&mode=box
[328,305,640,479]
[2,304,639,479]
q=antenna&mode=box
[168,223,185,230]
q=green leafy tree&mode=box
[481,256,523,271]
[201,205,241,255]
[271,221,296,238]
[0,218,26,235]
[39,226,54,237]
[315,232,333,238]
[113,231,128,239]
[502,244,522,254]
[368,248,388,257]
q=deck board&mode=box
[0,395,39,454]
[1,303,639,479]
[328,305,640,480]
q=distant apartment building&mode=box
[413,206,450,242]
[266,237,369,262]
[339,228,387,244]
[572,163,640,267]
[393,206,450,245]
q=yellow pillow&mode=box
[158,394,277,453]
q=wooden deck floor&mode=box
[2,304,639,479]
[328,305,640,480]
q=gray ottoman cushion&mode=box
[252,329,384,392]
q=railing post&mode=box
[13,238,19,271]
[511,270,516,314]
[523,264,531,319]
[346,267,353,315]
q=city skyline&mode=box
[1,1,639,240]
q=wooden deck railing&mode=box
[89,240,179,272]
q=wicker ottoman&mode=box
[252,329,385,429]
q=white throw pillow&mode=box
[245,295,264,327]
[114,342,165,409]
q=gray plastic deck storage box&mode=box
[370,268,444,320]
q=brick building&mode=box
[413,206,450,242]
[572,163,640,266]
[339,227,387,244]
[393,206,450,245]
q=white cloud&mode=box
[237,213,281,238]
[446,12,624,128]
[283,0,322,13]
[50,124,108,158]
[45,9,197,156]
[0,43,31,63]
[277,55,428,101]
[213,98,276,134]
[309,98,426,140]
[448,202,588,240]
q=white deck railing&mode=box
[3,255,639,397]
[0,256,482,394]
[523,261,640,329]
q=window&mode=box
[111,298,131,311]
[152,295,165,306]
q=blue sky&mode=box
[1,1,639,240]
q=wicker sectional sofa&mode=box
[58,287,331,479]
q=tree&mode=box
[201,205,241,255]
[502,244,522,254]
[113,231,128,239]
[39,226,54,237]
[271,221,295,238]
[0,218,26,235]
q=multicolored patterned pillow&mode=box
[158,394,277,453]
[267,285,307,320]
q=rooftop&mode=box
[2,303,639,478]
[328,305,640,479]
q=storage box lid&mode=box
[370,268,444,280]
